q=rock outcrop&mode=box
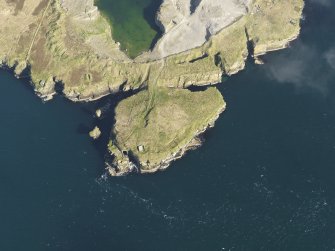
[89,126,101,140]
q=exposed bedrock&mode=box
[152,0,251,59]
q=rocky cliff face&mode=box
[0,0,305,175]
[0,0,304,99]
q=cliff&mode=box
[0,0,304,175]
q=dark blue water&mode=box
[1,1,335,250]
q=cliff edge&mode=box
[0,0,304,175]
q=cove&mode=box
[95,0,162,58]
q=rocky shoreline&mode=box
[0,0,305,175]
[140,104,226,175]
[106,103,226,176]
[253,35,300,58]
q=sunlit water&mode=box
[0,1,335,250]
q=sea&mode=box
[0,0,334,250]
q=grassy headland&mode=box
[109,87,225,172]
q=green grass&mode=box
[95,0,162,58]
[111,87,226,169]
[245,0,304,55]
